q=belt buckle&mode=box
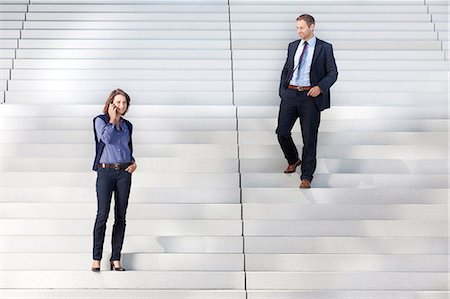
[297,86,305,91]
[113,163,120,170]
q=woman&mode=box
[91,89,137,272]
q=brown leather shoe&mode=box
[284,159,301,173]
[299,179,311,189]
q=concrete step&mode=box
[24,21,434,31]
[6,90,447,105]
[237,106,448,119]
[437,31,449,40]
[0,69,10,79]
[19,39,231,49]
[2,253,244,271]
[11,59,449,71]
[0,104,237,117]
[2,157,239,172]
[435,22,448,31]
[233,40,441,50]
[3,144,445,159]
[15,49,445,60]
[5,90,234,105]
[240,159,446,174]
[24,21,230,30]
[27,4,427,13]
[234,70,447,81]
[13,59,232,69]
[22,30,231,39]
[246,272,446,290]
[0,117,237,131]
[245,254,446,271]
[2,235,243,253]
[0,29,20,38]
[2,118,447,131]
[234,49,446,60]
[2,187,240,203]
[2,144,238,158]
[7,80,232,91]
[2,203,241,219]
[0,20,24,29]
[242,188,447,204]
[245,290,448,299]
[2,130,444,145]
[2,172,240,188]
[230,5,428,13]
[2,219,243,236]
[0,49,15,58]
[232,21,435,31]
[3,157,445,174]
[232,31,438,40]
[235,91,448,106]
[0,39,17,48]
[244,236,447,254]
[0,4,27,12]
[1,271,245,289]
[0,58,13,68]
[230,13,431,22]
[19,30,439,41]
[11,69,233,80]
[242,204,446,220]
[14,39,443,51]
[0,13,25,21]
[234,81,448,92]
[26,12,230,21]
[1,290,246,299]
[15,49,232,59]
[240,145,445,159]
[233,59,449,70]
[244,220,446,237]
[27,4,230,13]
[2,130,237,144]
[241,173,447,188]
[431,13,448,21]
[238,119,447,132]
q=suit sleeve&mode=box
[317,44,338,93]
[128,122,135,163]
[279,45,291,97]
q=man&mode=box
[276,14,338,188]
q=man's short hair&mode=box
[296,14,315,26]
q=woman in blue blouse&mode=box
[91,89,137,272]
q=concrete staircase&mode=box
[0,0,448,298]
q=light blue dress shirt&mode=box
[290,36,316,87]
[94,117,132,164]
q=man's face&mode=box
[296,20,314,40]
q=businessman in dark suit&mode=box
[276,14,338,188]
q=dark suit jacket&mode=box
[279,37,338,111]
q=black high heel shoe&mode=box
[110,261,126,271]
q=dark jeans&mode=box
[93,168,132,261]
[276,88,321,181]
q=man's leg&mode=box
[299,98,321,182]
[276,99,301,165]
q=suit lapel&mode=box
[287,40,301,81]
[311,39,323,69]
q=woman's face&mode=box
[112,94,128,115]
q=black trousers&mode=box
[276,89,321,181]
[93,168,132,261]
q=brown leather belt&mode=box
[288,85,312,91]
[98,162,132,170]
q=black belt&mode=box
[97,163,132,170]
